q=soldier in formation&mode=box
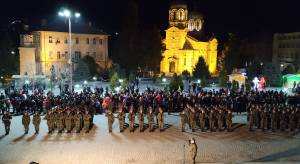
[2,111,12,135]
[248,104,299,132]
[22,111,30,134]
[33,111,41,134]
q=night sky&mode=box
[1,0,300,35]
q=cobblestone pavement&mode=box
[0,114,299,164]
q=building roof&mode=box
[187,31,210,42]
[31,21,108,35]
[182,40,194,50]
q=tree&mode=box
[82,55,99,76]
[262,62,282,87]
[282,64,296,75]
[0,30,18,76]
[168,73,183,92]
[109,72,119,91]
[181,70,190,80]
[218,69,228,87]
[193,57,210,79]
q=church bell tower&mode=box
[169,0,188,29]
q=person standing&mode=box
[189,105,196,132]
[32,111,41,134]
[118,106,126,132]
[186,138,197,164]
[74,110,82,133]
[138,107,144,132]
[180,110,187,132]
[107,110,114,133]
[271,108,277,132]
[249,108,254,131]
[148,106,154,132]
[2,111,12,135]
[157,106,164,132]
[44,110,53,133]
[226,109,233,132]
[199,108,206,132]
[209,109,215,132]
[128,106,135,132]
[65,110,73,133]
[217,108,224,131]
[22,111,30,134]
[83,110,91,133]
[57,109,64,133]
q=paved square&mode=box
[0,114,299,164]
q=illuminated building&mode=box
[273,32,300,72]
[160,1,218,76]
[19,26,110,77]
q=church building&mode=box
[160,1,218,76]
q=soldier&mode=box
[128,106,135,132]
[255,105,261,129]
[83,110,91,133]
[22,111,30,134]
[138,106,144,132]
[180,110,187,132]
[261,108,267,131]
[217,107,223,131]
[289,110,296,132]
[65,110,73,133]
[209,109,215,132]
[188,104,196,132]
[271,108,277,132]
[2,111,12,135]
[32,111,41,134]
[280,109,286,131]
[249,107,254,131]
[148,106,155,132]
[186,138,197,164]
[226,109,233,132]
[44,110,53,133]
[74,110,82,133]
[118,106,126,132]
[157,106,164,132]
[199,107,206,132]
[57,109,64,133]
[107,110,114,133]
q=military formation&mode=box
[180,103,233,132]
[248,104,300,132]
[1,86,299,135]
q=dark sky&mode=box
[1,0,300,35]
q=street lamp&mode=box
[58,9,81,92]
[119,79,124,83]
[162,78,167,83]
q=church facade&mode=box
[160,2,217,76]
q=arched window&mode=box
[195,19,202,31]
[178,9,185,21]
[172,9,177,21]
[188,19,194,31]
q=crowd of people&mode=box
[1,85,299,135]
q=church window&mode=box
[99,39,103,45]
[171,9,177,20]
[178,9,185,21]
[64,38,68,44]
[56,38,60,44]
[49,36,52,43]
[75,37,79,44]
[86,38,89,44]
[184,58,186,66]
[93,38,97,44]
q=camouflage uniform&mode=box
[180,111,187,132]
[65,112,73,133]
[226,109,233,132]
[33,112,41,134]
[22,112,30,134]
[148,108,154,132]
[138,109,144,132]
[107,111,114,133]
[157,108,164,132]
[74,112,82,133]
[118,109,125,132]
[83,112,91,133]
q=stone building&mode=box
[19,24,110,79]
[160,1,218,76]
[273,32,300,72]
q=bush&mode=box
[232,80,239,92]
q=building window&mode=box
[56,38,60,44]
[64,38,68,44]
[75,38,79,44]
[64,51,68,59]
[57,51,61,59]
[93,38,96,44]
[49,36,52,43]
[184,58,186,66]
[93,52,96,58]
[75,51,81,59]
[99,39,103,45]
[86,38,89,44]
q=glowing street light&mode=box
[162,78,167,83]
[83,80,88,85]
[93,76,97,81]
[119,79,124,83]
[58,8,81,92]
[197,79,201,84]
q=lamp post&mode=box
[58,9,80,93]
